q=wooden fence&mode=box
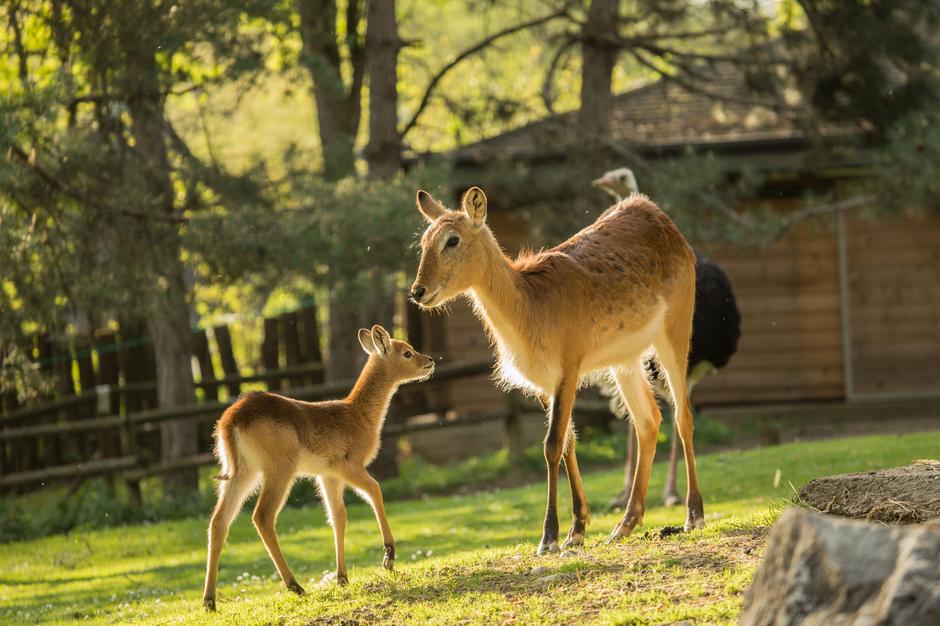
[0,305,325,482]
[0,360,574,507]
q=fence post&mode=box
[192,329,218,402]
[105,385,142,509]
[261,318,280,391]
[280,312,305,388]
[213,325,241,397]
[504,393,525,462]
[299,304,324,385]
[95,332,121,472]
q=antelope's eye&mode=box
[403,351,413,359]
[445,235,460,248]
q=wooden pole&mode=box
[213,325,241,396]
[261,317,280,391]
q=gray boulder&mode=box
[740,507,940,626]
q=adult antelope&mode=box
[410,187,704,552]
[202,325,435,610]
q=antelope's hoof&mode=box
[663,493,682,507]
[684,515,706,532]
[383,544,395,571]
[605,519,638,545]
[537,540,560,555]
[561,532,584,550]
[203,597,216,612]
[287,580,306,595]
[337,573,349,586]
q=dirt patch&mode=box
[798,460,940,524]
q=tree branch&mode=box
[541,36,577,115]
[346,0,366,137]
[784,193,877,224]
[629,48,777,109]
[400,8,569,138]
[7,144,187,223]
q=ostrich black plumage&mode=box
[593,168,742,509]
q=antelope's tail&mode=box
[213,421,239,482]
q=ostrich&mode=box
[592,167,741,508]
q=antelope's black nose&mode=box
[411,286,426,302]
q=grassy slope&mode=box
[2,431,938,625]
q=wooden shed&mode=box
[410,63,940,419]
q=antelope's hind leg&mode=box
[606,364,662,543]
[252,468,305,595]
[203,471,259,611]
[655,336,705,531]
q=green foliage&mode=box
[876,114,940,215]
[0,344,54,403]
[780,0,940,134]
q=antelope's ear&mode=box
[416,190,448,222]
[371,325,391,356]
[461,187,487,226]
[358,328,375,355]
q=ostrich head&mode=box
[591,167,638,201]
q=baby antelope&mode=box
[202,325,434,611]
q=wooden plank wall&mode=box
[846,213,940,394]
[694,219,846,404]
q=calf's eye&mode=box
[403,351,413,359]
[446,236,460,247]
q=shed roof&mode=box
[449,60,839,163]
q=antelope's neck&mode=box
[346,359,398,429]
[469,248,531,360]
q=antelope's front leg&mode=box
[318,476,349,585]
[344,465,396,571]
[561,426,590,549]
[538,378,578,555]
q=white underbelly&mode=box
[580,304,666,374]
[496,349,561,396]
[297,451,331,477]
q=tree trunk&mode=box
[327,292,368,381]
[148,296,198,489]
[578,0,619,172]
[298,0,364,181]
[121,11,198,490]
[298,0,369,381]
[366,0,402,180]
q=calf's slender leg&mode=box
[253,468,304,594]
[318,476,349,584]
[343,464,396,570]
[203,471,258,610]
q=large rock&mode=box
[740,508,940,626]
[798,461,940,524]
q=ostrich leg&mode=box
[662,413,682,506]
[607,421,637,510]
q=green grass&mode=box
[2,431,938,625]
